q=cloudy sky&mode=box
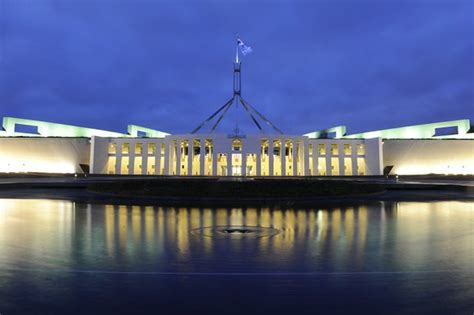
[0,0,472,135]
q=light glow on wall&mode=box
[395,161,474,175]
[0,157,76,174]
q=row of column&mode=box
[168,138,309,176]
[111,142,165,175]
[308,142,365,176]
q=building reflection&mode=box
[0,199,472,272]
[74,204,374,265]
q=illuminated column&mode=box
[212,151,217,176]
[155,141,161,175]
[312,142,318,176]
[304,139,309,176]
[115,144,122,174]
[281,140,286,176]
[163,140,170,175]
[142,146,148,175]
[227,152,232,176]
[351,143,358,176]
[188,138,193,176]
[200,139,205,176]
[176,140,181,175]
[292,139,297,176]
[339,144,345,176]
[269,138,274,176]
[256,152,261,176]
[129,153,135,175]
[242,142,247,176]
[326,152,332,176]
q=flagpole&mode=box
[190,35,283,134]
[235,37,239,64]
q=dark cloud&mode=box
[0,0,472,135]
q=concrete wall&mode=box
[383,139,474,175]
[365,138,383,175]
[90,136,111,174]
[0,137,90,173]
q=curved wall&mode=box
[0,138,90,174]
[383,139,474,175]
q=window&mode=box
[147,156,155,175]
[318,157,326,176]
[344,144,351,155]
[357,144,365,155]
[331,157,339,175]
[434,126,458,137]
[318,144,326,155]
[331,144,339,155]
[108,143,117,154]
[135,143,142,155]
[148,143,156,155]
[309,144,313,156]
[121,156,129,174]
[344,157,352,175]
[357,158,366,175]
[232,139,242,151]
[134,157,142,175]
[122,143,130,155]
[107,157,116,174]
[14,124,39,134]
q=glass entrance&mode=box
[232,153,242,176]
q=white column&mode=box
[129,153,135,175]
[269,138,274,176]
[212,152,217,176]
[281,140,286,176]
[351,143,358,176]
[227,153,232,176]
[155,142,161,175]
[304,139,309,176]
[142,147,148,175]
[163,140,170,175]
[292,140,297,176]
[256,152,261,176]
[188,138,193,176]
[326,154,332,176]
[176,140,181,175]
[115,152,122,175]
[339,144,345,176]
[241,141,247,176]
[312,142,318,176]
[200,139,205,176]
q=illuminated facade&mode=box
[2,44,473,177]
[0,116,473,176]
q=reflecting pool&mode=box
[0,199,472,314]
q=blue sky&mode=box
[0,0,472,135]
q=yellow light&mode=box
[0,157,76,173]
[396,161,474,175]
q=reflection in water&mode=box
[0,199,472,274]
[0,198,472,314]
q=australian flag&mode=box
[237,37,253,56]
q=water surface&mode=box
[0,199,472,314]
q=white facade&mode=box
[0,137,90,173]
[0,117,473,176]
[89,134,382,176]
[383,139,474,175]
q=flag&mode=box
[237,37,253,56]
